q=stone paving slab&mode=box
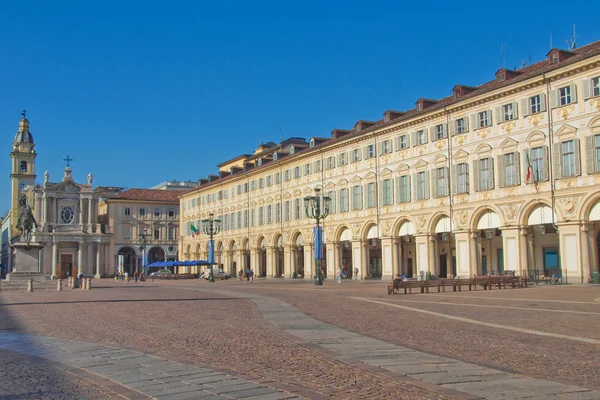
[0,332,301,399]
[203,288,600,400]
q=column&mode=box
[284,245,293,277]
[501,227,523,275]
[392,238,400,278]
[42,194,47,231]
[591,225,599,274]
[454,231,473,279]
[52,242,58,279]
[87,198,92,227]
[77,242,84,276]
[519,228,529,276]
[266,247,274,278]
[381,237,394,280]
[95,243,101,278]
[87,242,93,276]
[414,234,431,279]
[580,223,592,283]
[557,222,582,283]
[250,247,257,275]
[305,243,314,279]
[79,198,84,230]
[351,240,363,279]
[326,242,336,277]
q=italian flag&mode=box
[525,151,533,182]
[190,224,198,238]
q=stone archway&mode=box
[117,246,137,276]
[395,219,416,278]
[336,226,353,279]
[257,236,267,277]
[525,204,559,278]
[273,234,284,277]
[364,224,382,279]
[292,232,305,278]
[431,214,455,278]
[472,208,503,275]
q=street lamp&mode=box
[139,228,151,276]
[304,188,330,286]
[202,213,221,283]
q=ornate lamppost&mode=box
[304,188,330,286]
[139,228,151,276]
[202,213,221,283]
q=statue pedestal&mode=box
[7,242,47,281]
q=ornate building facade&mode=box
[100,189,180,275]
[180,41,600,283]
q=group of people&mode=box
[238,268,255,282]
[114,271,145,283]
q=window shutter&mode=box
[553,143,562,179]
[583,79,592,99]
[487,110,493,125]
[550,90,558,108]
[496,106,504,123]
[363,147,369,159]
[350,187,355,211]
[489,157,495,189]
[463,117,469,132]
[395,137,400,151]
[429,127,436,142]
[379,181,385,206]
[473,160,480,191]
[586,136,595,174]
[360,184,365,209]
[357,149,362,161]
[442,123,447,138]
[395,177,401,203]
[515,151,521,185]
[498,154,505,188]
[540,93,547,112]
[542,145,549,181]
[405,134,411,148]
[570,83,577,103]
[389,179,394,204]
[424,171,430,199]
[423,130,428,144]
[431,168,438,198]
[521,98,530,117]
[413,173,418,200]
[471,114,478,129]
[465,164,470,193]
[451,165,457,194]
[338,189,343,212]
[407,175,412,202]
[574,138,581,176]
[512,102,519,119]
[443,167,449,196]
[411,132,417,146]
[377,142,383,156]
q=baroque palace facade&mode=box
[180,40,600,283]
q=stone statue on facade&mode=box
[88,172,93,185]
[44,170,49,186]
[16,193,37,245]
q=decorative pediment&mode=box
[364,171,377,180]
[326,181,336,189]
[274,194,281,200]
[589,116,600,130]
[52,181,89,194]
[293,189,302,196]
[554,123,577,138]
[336,178,348,186]
[475,143,492,155]
[303,187,313,194]
[250,200,257,206]
[380,168,393,177]
[236,204,243,210]
[526,131,546,143]
[351,175,362,183]
[265,196,273,203]
[453,149,469,160]
[414,159,428,170]
[283,192,292,199]
[257,198,265,205]
[397,163,410,173]
[500,137,518,151]
[433,154,447,165]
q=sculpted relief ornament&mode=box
[558,197,578,215]
[455,210,468,228]
[417,215,427,229]
[502,203,519,221]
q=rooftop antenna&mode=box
[569,24,577,50]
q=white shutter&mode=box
[515,151,521,185]
[363,146,369,159]
[377,142,383,156]
[574,138,581,176]
[424,171,430,199]
[451,165,457,194]
[471,114,478,129]
[442,123,447,138]
[465,164,470,193]
[423,130,428,144]
[487,110,493,126]
[489,157,495,189]
[570,83,578,103]
[473,160,480,192]
[540,93,547,112]
[464,117,469,132]
[521,98,529,117]
[405,134,411,148]
[512,102,519,119]
[541,145,549,181]
[413,173,418,200]
[583,79,592,100]
[553,143,562,179]
[411,132,417,146]
[496,106,504,123]
[586,136,595,174]
[550,90,558,109]
[431,168,438,198]
[395,177,401,203]
[407,175,412,202]
[395,136,401,151]
[360,184,364,209]
[443,167,449,196]
[498,154,505,188]
[429,127,436,142]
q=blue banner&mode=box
[313,226,323,260]
[208,240,214,264]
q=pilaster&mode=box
[414,234,432,279]
[454,230,473,279]
[266,246,274,277]
[381,237,394,280]
[557,222,583,283]
[351,240,363,279]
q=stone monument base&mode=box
[6,242,48,281]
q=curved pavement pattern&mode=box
[0,333,301,400]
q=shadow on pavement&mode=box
[0,297,245,307]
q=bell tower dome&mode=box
[10,110,37,237]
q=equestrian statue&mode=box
[16,193,37,245]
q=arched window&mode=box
[20,161,27,172]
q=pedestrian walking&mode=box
[140,272,145,282]
[125,271,129,282]
[245,268,251,282]
[336,267,343,283]
[134,271,138,283]
[249,269,255,282]
[238,269,243,281]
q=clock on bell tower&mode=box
[10,110,37,237]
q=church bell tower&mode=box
[10,110,37,238]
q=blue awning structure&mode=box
[147,260,211,268]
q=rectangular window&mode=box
[304,163,311,175]
[351,149,361,162]
[294,199,301,219]
[417,130,426,145]
[366,182,376,208]
[365,144,375,159]
[267,205,272,224]
[284,170,291,181]
[168,208,175,217]
[168,226,174,240]
[456,118,466,134]
[237,211,242,228]
[275,173,281,184]
[294,166,301,179]
[154,208,160,217]
[480,158,491,191]
[258,178,264,189]
[530,94,542,114]
[266,175,272,186]
[237,185,242,195]
[593,77,600,97]
[457,163,468,194]
[531,146,543,181]
[400,175,410,203]
[562,140,575,177]
[258,207,264,225]
[338,152,348,166]
[503,103,515,121]
[478,111,490,128]
[352,186,362,210]
[382,179,392,205]
[275,203,281,223]
[435,124,446,140]
[436,167,448,196]
[139,208,146,216]
[559,85,573,106]
[123,226,131,240]
[595,135,600,173]
[284,201,290,221]
[124,207,130,216]
[382,140,392,154]
[230,213,234,230]
[398,135,408,149]
[504,153,517,186]
[314,160,322,172]
[327,190,336,213]
[154,228,160,240]
[244,183,249,193]
[340,188,349,212]
[326,156,336,169]
[250,209,255,227]
[244,210,248,228]
[251,181,256,191]
[417,172,428,200]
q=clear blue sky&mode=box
[2,1,599,214]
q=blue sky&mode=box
[2,1,599,214]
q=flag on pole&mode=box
[190,224,198,238]
[525,151,533,182]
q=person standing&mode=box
[238,269,243,281]
[249,268,254,282]
[125,271,129,282]
[336,267,343,283]
[134,271,138,283]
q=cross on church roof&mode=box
[63,155,73,167]
[21,110,26,118]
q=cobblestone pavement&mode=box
[0,282,460,400]
[0,348,125,400]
